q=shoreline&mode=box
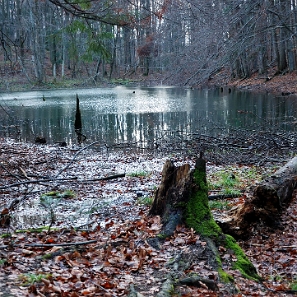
[1,71,297,96]
[218,71,297,96]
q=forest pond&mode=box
[1,86,297,149]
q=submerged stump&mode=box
[74,94,82,130]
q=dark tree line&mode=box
[0,0,296,87]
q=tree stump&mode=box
[74,95,82,130]
[150,155,222,239]
[149,155,259,286]
[149,159,192,236]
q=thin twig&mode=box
[0,162,22,182]
[0,173,125,190]
[0,239,97,249]
[0,177,77,189]
[81,173,125,182]
[54,141,99,178]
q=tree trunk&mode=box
[149,160,192,236]
[149,156,259,285]
[218,156,297,239]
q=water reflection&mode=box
[0,86,296,147]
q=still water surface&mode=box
[0,86,297,147]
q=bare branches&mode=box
[0,173,126,190]
[48,0,129,26]
[54,141,99,178]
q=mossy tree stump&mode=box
[149,155,259,284]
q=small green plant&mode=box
[128,171,148,177]
[208,170,240,195]
[137,196,154,206]
[0,259,7,266]
[19,273,51,285]
[41,190,75,199]
[269,274,283,282]
[16,227,51,233]
[211,172,238,188]
[0,233,11,238]
[42,253,53,260]
[209,200,231,210]
[291,282,297,290]
[242,167,258,179]
[222,188,242,196]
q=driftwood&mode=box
[74,94,82,130]
[218,156,297,239]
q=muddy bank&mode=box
[210,70,297,96]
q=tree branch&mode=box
[0,239,97,249]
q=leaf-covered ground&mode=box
[0,140,297,296]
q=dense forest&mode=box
[0,0,297,88]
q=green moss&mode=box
[291,282,297,291]
[185,167,222,238]
[0,233,11,238]
[128,171,148,177]
[210,244,234,283]
[19,273,51,285]
[42,253,53,260]
[224,234,260,281]
[157,233,168,239]
[184,162,258,283]
[41,190,75,199]
[218,267,234,283]
[16,226,58,233]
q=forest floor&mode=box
[0,140,297,296]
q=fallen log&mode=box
[217,156,297,239]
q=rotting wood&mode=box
[178,275,218,291]
[217,156,297,239]
[149,159,192,237]
[149,155,259,295]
